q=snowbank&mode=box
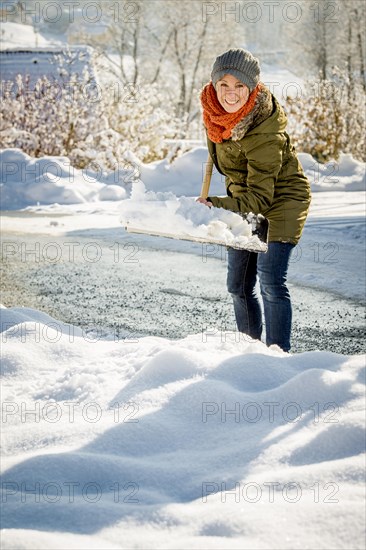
[1,305,365,549]
[1,147,365,211]
[299,153,365,192]
[0,147,225,210]
[0,149,126,210]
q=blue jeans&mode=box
[227,242,295,352]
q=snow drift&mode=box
[1,148,365,211]
[0,149,126,210]
[1,305,365,549]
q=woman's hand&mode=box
[196,197,213,207]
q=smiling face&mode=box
[215,74,250,113]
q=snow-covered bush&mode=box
[286,69,366,163]
[0,70,196,169]
[0,67,108,165]
[104,81,196,164]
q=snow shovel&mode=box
[123,154,268,252]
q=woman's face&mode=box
[215,74,250,113]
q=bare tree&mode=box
[351,2,366,92]
[153,0,244,135]
[284,0,340,80]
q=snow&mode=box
[1,147,364,213]
[0,149,127,210]
[299,153,366,192]
[0,22,66,50]
[1,304,365,550]
[120,187,265,251]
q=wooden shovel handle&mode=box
[200,155,214,198]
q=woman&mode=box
[198,48,311,352]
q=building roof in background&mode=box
[0,0,19,8]
[0,46,95,86]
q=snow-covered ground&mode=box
[1,304,365,550]
[1,145,365,549]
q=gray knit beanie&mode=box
[211,48,260,92]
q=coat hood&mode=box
[231,87,287,140]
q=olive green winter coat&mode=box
[207,94,311,244]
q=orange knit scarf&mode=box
[200,82,262,143]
